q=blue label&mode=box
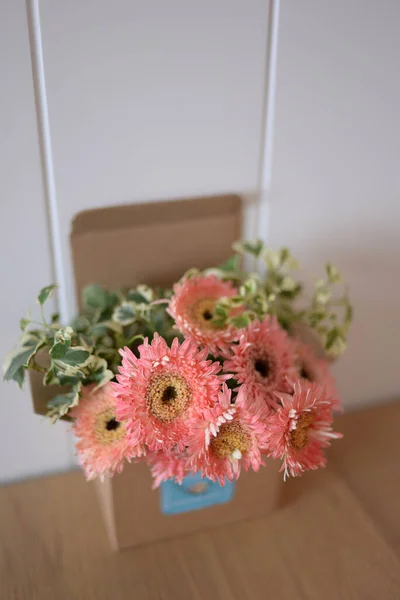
[160,472,235,515]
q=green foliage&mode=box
[127,284,153,304]
[3,332,45,388]
[2,282,175,421]
[233,239,264,258]
[218,255,239,273]
[83,356,114,389]
[83,284,114,312]
[37,284,57,306]
[112,302,137,326]
[307,275,352,358]
[3,239,353,421]
[205,255,242,281]
[47,385,81,423]
[20,317,30,331]
[209,240,353,357]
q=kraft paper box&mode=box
[29,194,281,550]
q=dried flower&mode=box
[168,274,240,354]
[113,334,223,453]
[223,317,296,410]
[291,340,341,411]
[71,384,141,481]
[147,450,189,488]
[187,384,270,485]
[264,380,342,479]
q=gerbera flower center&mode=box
[254,358,270,378]
[190,298,220,330]
[290,412,314,449]
[147,373,192,423]
[94,409,125,445]
[250,347,277,385]
[299,363,314,381]
[162,385,177,402]
[210,421,251,459]
[106,417,120,431]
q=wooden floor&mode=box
[1,401,400,600]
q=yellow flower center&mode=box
[190,298,219,330]
[147,373,192,423]
[290,412,314,449]
[210,421,251,459]
[94,409,125,445]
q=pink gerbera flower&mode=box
[187,384,270,485]
[147,450,189,488]
[113,334,223,453]
[223,317,296,410]
[71,384,141,481]
[168,274,239,354]
[264,380,342,480]
[291,340,341,411]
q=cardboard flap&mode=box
[71,194,241,234]
[71,194,242,303]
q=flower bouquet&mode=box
[4,240,352,490]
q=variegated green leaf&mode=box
[326,263,341,284]
[231,313,252,328]
[37,284,57,306]
[57,347,90,367]
[47,384,81,422]
[83,284,111,311]
[112,302,136,326]
[20,318,30,331]
[233,239,264,258]
[264,249,281,270]
[50,340,70,360]
[3,333,45,386]
[13,366,25,388]
[218,255,239,272]
[136,285,154,303]
[92,320,123,334]
[55,327,73,342]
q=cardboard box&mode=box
[30,194,281,549]
[97,458,281,550]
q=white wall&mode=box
[0,0,72,483]
[268,0,400,408]
[39,0,271,319]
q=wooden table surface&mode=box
[1,401,400,600]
